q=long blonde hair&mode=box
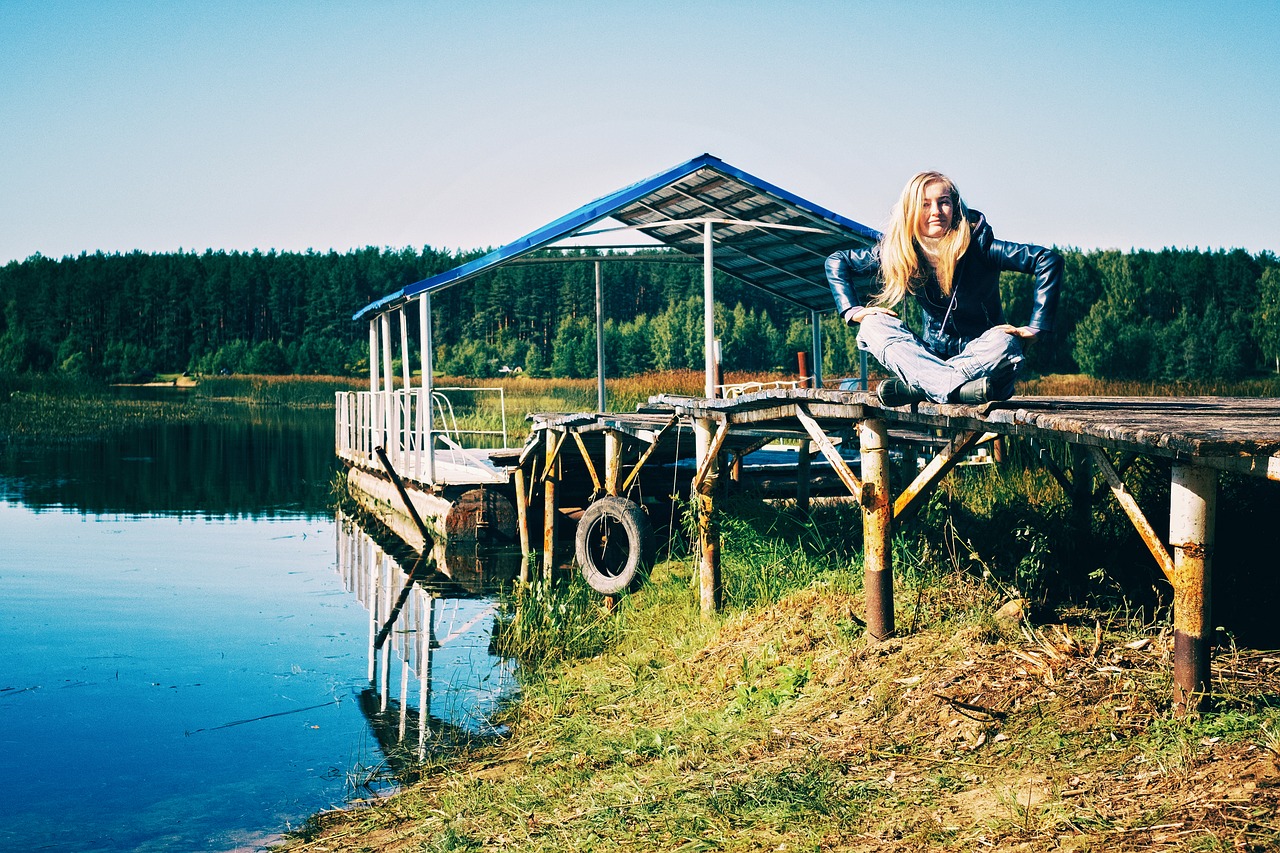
[873,171,971,308]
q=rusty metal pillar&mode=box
[860,418,894,640]
[694,416,722,617]
[1169,463,1217,714]
[542,430,559,581]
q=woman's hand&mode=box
[846,306,898,324]
[994,324,1039,339]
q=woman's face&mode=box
[917,181,954,239]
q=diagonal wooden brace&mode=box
[537,428,567,485]
[1087,445,1175,583]
[794,403,864,501]
[893,430,984,521]
[572,431,602,496]
[691,417,731,494]
[620,414,679,495]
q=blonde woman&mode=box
[826,171,1062,406]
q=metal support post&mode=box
[810,310,823,389]
[703,220,717,399]
[421,294,435,484]
[1169,463,1217,714]
[595,259,606,412]
[398,306,411,392]
[860,418,894,640]
[368,320,379,394]
[380,313,395,463]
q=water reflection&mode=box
[0,400,524,852]
[0,403,336,516]
[335,512,520,779]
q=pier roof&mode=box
[353,153,879,322]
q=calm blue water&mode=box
[0,407,516,852]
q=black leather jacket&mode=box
[826,210,1063,358]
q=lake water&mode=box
[0,403,517,852]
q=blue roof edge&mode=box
[352,153,879,322]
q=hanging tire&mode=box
[574,496,654,595]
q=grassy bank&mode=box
[282,487,1280,852]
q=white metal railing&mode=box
[717,377,815,398]
[335,386,510,485]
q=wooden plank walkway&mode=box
[648,390,1280,477]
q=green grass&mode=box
[280,518,1280,852]
[274,368,1280,850]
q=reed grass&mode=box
[194,374,365,405]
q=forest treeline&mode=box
[1,244,1278,382]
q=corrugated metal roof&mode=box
[353,153,879,321]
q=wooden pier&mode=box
[336,153,1280,715]
[515,389,1280,714]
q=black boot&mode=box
[876,378,927,407]
[951,377,990,405]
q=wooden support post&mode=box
[796,439,811,512]
[1071,444,1093,531]
[543,429,559,581]
[604,430,621,496]
[694,417,722,617]
[1169,464,1217,714]
[860,418,894,640]
[514,467,531,583]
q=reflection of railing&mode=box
[335,386,510,485]
[335,512,515,758]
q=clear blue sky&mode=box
[2,0,1276,265]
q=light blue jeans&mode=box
[856,313,1024,402]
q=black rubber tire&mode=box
[574,496,654,595]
